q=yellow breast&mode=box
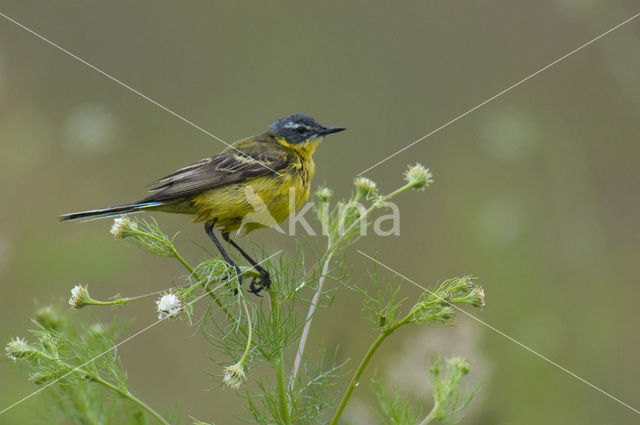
[190,138,318,235]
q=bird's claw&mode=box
[248,272,271,296]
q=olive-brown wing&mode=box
[142,143,289,203]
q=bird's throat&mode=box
[276,137,322,160]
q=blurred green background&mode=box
[1,1,639,424]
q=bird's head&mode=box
[268,113,345,145]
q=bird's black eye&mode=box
[296,126,307,134]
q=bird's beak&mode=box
[319,126,346,135]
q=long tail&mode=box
[59,202,165,222]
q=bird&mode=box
[60,113,346,294]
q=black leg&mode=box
[222,232,271,294]
[204,222,242,288]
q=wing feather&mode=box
[142,140,288,203]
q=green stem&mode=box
[329,332,387,425]
[417,407,437,425]
[167,245,197,277]
[329,315,410,425]
[270,290,291,425]
[86,283,195,307]
[92,376,170,425]
[238,298,253,365]
[38,353,170,425]
[275,358,290,425]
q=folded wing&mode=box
[143,141,288,203]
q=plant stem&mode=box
[329,315,410,425]
[38,352,170,425]
[238,298,253,365]
[417,407,437,425]
[275,357,290,425]
[329,331,388,425]
[93,376,170,425]
[290,251,333,386]
[167,244,198,279]
[269,290,291,425]
[86,283,195,307]
[291,183,414,387]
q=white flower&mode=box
[5,337,32,360]
[404,163,433,190]
[354,177,378,196]
[315,186,334,202]
[110,217,126,238]
[68,284,90,310]
[223,363,247,389]
[110,216,137,239]
[156,293,182,320]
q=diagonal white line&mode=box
[356,249,640,415]
[0,250,282,416]
[0,11,281,175]
[357,11,640,176]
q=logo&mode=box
[237,186,400,236]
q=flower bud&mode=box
[447,357,470,375]
[35,306,61,331]
[429,358,441,377]
[404,163,433,190]
[5,337,33,361]
[354,177,378,196]
[315,187,333,202]
[436,306,455,322]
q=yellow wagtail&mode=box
[61,113,346,293]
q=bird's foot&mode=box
[248,271,271,296]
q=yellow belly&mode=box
[190,170,311,235]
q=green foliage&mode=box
[373,375,421,425]
[372,355,475,425]
[7,164,484,425]
[408,276,481,327]
[111,216,177,257]
[6,306,157,425]
[424,356,477,425]
[357,266,408,331]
